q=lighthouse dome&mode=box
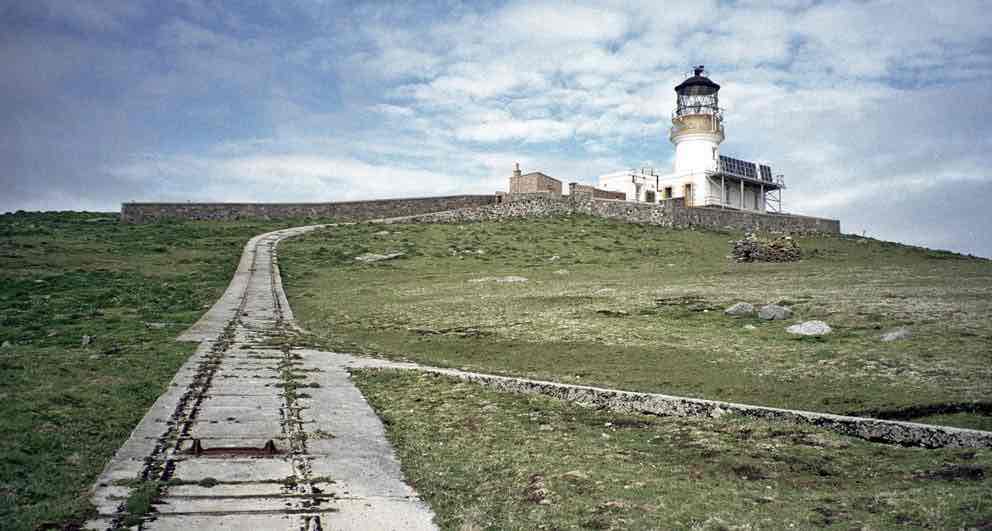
[674,66,720,96]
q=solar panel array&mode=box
[718,155,757,179]
[759,164,773,182]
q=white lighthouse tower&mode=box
[597,65,784,211]
[670,65,724,176]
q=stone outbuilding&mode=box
[508,164,562,195]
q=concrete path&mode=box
[86,226,436,530]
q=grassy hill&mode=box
[279,216,992,429]
[2,212,989,529]
[278,216,992,529]
[0,212,319,530]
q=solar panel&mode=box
[759,164,772,182]
[719,155,757,178]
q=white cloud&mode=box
[4,0,991,257]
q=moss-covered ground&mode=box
[279,217,992,429]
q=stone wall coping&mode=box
[122,194,495,207]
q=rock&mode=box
[481,404,498,413]
[786,320,832,336]
[144,322,169,330]
[1,340,11,349]
[743,324,756,330]
[758,304,792,320]
[600,501,628,510]
[80,335,93,347]
[354,251,405,263]
[553,269,570,275]
[880,327,912,342]
[724,302,755,316]
[374,230,391,236]
[709,406,727,418]
[548,255,560,262]
[562,470,589,481]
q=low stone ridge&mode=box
[344,357,992,449]
[469,276,528,283]
[724,302,755,316]
[787,320,833,336]
[758,304,793,320]
[881,327,912,342]
[355,251,405,263]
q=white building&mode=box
[598,66,784,212]
[598,168,662,203]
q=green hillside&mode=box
[280,216,992,429]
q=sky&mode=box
[2,0,991,257]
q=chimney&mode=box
[513,162,522,178]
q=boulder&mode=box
[758,304,792,320]
[724,302,754,316]
[880,327,912,342]
[1,340,11,349]
[787,320,832,336]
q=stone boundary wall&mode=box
[121,192,839,233]
[333,355,991,449]
[569,182,627,201]
[120,195,497,223]
[396,365,991,449]
[386,194,840,234]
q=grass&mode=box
[0,212,329,531]
[354,369,992,530]
[279,216,992,428]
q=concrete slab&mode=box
[170,458,295,483]
[154,496,319,514]
[143,513,319,531]
[188,420,285,439]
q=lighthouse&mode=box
[597,65,784,211]
[670,65,724,175]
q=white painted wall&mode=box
[673,135,720,174]
[597,170,661,203]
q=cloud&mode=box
[2,0,991,257]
